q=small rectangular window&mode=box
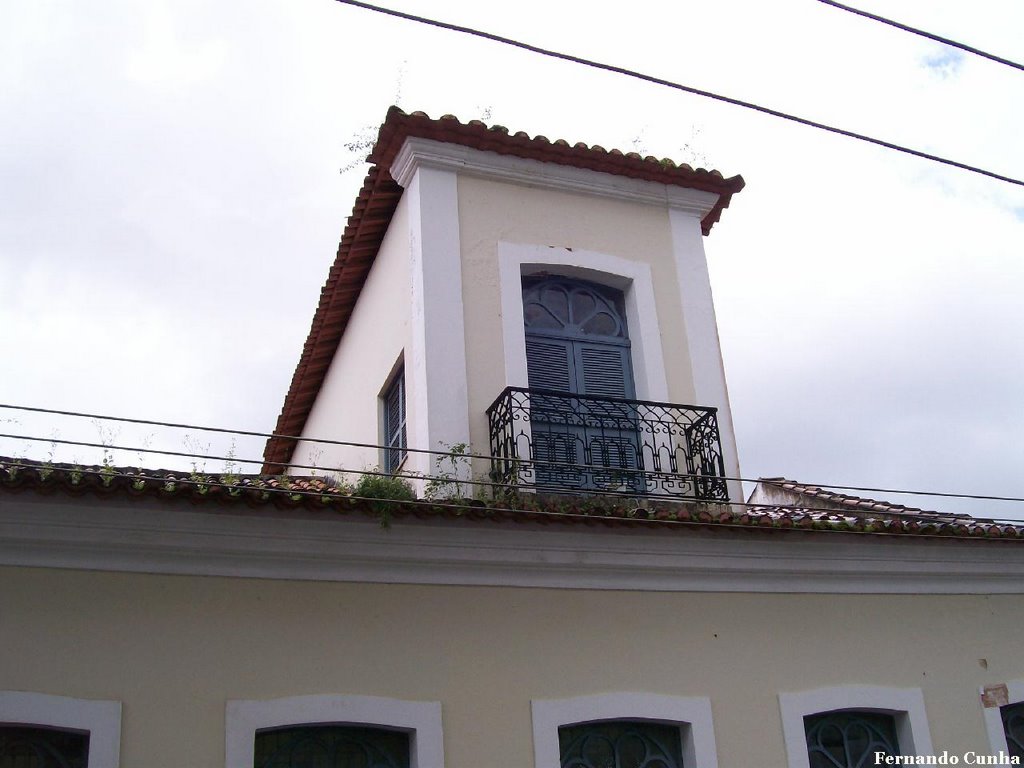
[384,370,406,473]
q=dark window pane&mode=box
[804,711,900,768]
[0,726,89,768]
[254,725,409,768]
[1002,702,1024,760]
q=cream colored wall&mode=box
[456,176,696,471]
[291,195,412,479]
[3,565,1021,768]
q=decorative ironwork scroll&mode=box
[804,712,900,768]
[0,726,89,768]
[254,725,409,768]
[487,386,728,501]
[558,721,684,768]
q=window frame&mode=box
[0,691,121,768]
[225,694,443,768]
[982,679,1024,756]
[778,685,933,768]
[382,365,407,474]
[531,692,719,768]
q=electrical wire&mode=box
[817,0,1024,73]
[2,402,1023,508]
[331,0,1024,188]
[3,427,1024,525]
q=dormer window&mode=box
[266,109,743,502]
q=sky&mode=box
[2,0,1023,519]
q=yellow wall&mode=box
[3,566,1021,767]
[456,176,698,464]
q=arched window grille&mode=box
[253,725,409,768]
[523,277,629,342]
[0,726,89,768]
[558,721,684,768]
[804,711,900,768]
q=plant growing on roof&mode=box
[423,442,471,500]
[354,469,416,529]
[219,439,240,487]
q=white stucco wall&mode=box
[290,194,413,480]
[2,565,1021,768]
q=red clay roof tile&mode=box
[6,458,1022,542]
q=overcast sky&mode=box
[2,0,1022,518]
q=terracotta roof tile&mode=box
[262,107,744,472]
[754,477,974,522]
[5,458,1022,542]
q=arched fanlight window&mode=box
[0,726,89,768]
[558,721,684,768]
[523,277,628,341]
[804,711,900,768]
[254,725,410,768]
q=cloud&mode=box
[922,46,965,78]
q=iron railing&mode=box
[486,386,728,501]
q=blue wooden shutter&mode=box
[384,372,406,473]
[525,338,573,392]
[575,343,634,399]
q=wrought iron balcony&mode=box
[486,386,728,502]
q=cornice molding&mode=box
[390,137,720,217]
[2,496,1023,594]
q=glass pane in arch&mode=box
[254,725,410,768]
[558,721,684,768]
[804,711,900,768]
[0,726,90,768]
[522,277,628,341]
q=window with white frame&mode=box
[0,691,121,768]
[383,368,406,474]
[779,686,933,768]
[225,694,443,768]
[982,680,1024,760]
[531,693,719,768]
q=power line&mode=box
[817,0,1024,73]
[332,0,1024,188]
[3,403,1024,510]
